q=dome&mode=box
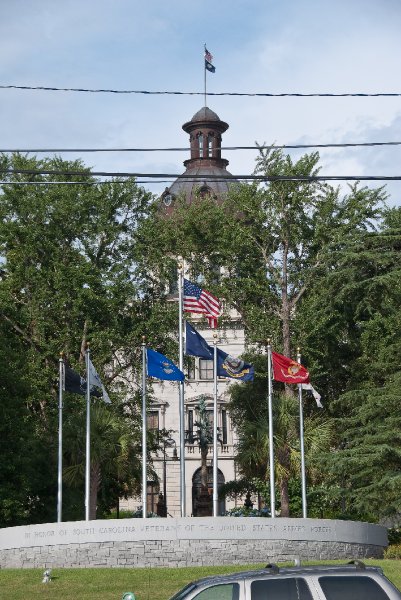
[190,106,221,123]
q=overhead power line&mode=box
[0,167,400,182]
[1,85,400,97]
[1,141,401,153]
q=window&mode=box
[199,359,213,380]
[221,409,228,444]
[186,356,195,380]
[146,481,160,514]
[207,134,213,157]
[251,578,313,600]
[318,576,390,600]
[194,584,239,600]
[147,410,159,432]
[205,409,214,428]
[167,264,178,294]
[187,410,195,443]
[198,133,204,157]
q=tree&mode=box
[63,399,143,520]
[320,206,401,519]
[138,148,385,374]
[0,154,176,521]
[228,357,333,517]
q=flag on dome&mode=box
[271,351,310,384]
[146,348,184,381]
[204,46,215,73]
[183,279,221,328]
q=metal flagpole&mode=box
[297,347,307,518]
[204,43,207,107]
[84,345,91,521]
[57,354,64,523]
[267,339,275,519]
[177,261,186,517]
[212,333,218,517]
[142,337,147,519]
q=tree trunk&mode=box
[90,462,101,520]
[280,476,290,517]
[200,445,208,490]
[281,241,291,358]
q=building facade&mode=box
[122,106,246,517]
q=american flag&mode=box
[183,279,221,328]
[204,48,213,63]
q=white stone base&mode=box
[0,517,387,568]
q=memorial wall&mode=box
[0,517,387,568]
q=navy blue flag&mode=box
[186,321,213,359]
[146,348,184,381]
[63,365,102,397]
[64,365,86,395]
[217,348,254,382]
[185,322,254,381]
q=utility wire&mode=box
[1,141,401,153]
[0,168,400,181]
[1,85,400,97]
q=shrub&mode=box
[384,544,401,559]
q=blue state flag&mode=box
[185,322,254,381]
[146,348,184,381]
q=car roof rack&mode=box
[347,560,366,570]
[264,563,279,574]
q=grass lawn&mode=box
[0,559,400,600]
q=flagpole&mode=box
[177,260,186,517]
[212,333,218,517]
[57,353,64,523]
[204,43,207,107]
[84,344,91,521]
[142,337,147,519]
[297,347,307,518]
[267,339,275,519]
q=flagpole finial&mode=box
[267,338,271,345]
[297,346,301,353]
[142,336,146,345]
[85,342,90,351]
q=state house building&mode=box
[122,105,247,517]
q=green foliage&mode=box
[0,154,173,522]
[384,545,401,559]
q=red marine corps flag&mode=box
[271,351,323,407]
[271,351,310,384]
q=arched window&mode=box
[207,133,214,157]
[197,132,204,158]
[192,467,225,516]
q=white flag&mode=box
[88,358,111,404]
[301,383,323,408]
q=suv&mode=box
[169,561,401,600]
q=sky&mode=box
[0,0,400,204]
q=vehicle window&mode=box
[251,578,313,600]
[194,583,240,600]
[318,575,390,600]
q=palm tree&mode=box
[235,393,332,517]
[63,400,143,519]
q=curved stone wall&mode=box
[0,517,387,568]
